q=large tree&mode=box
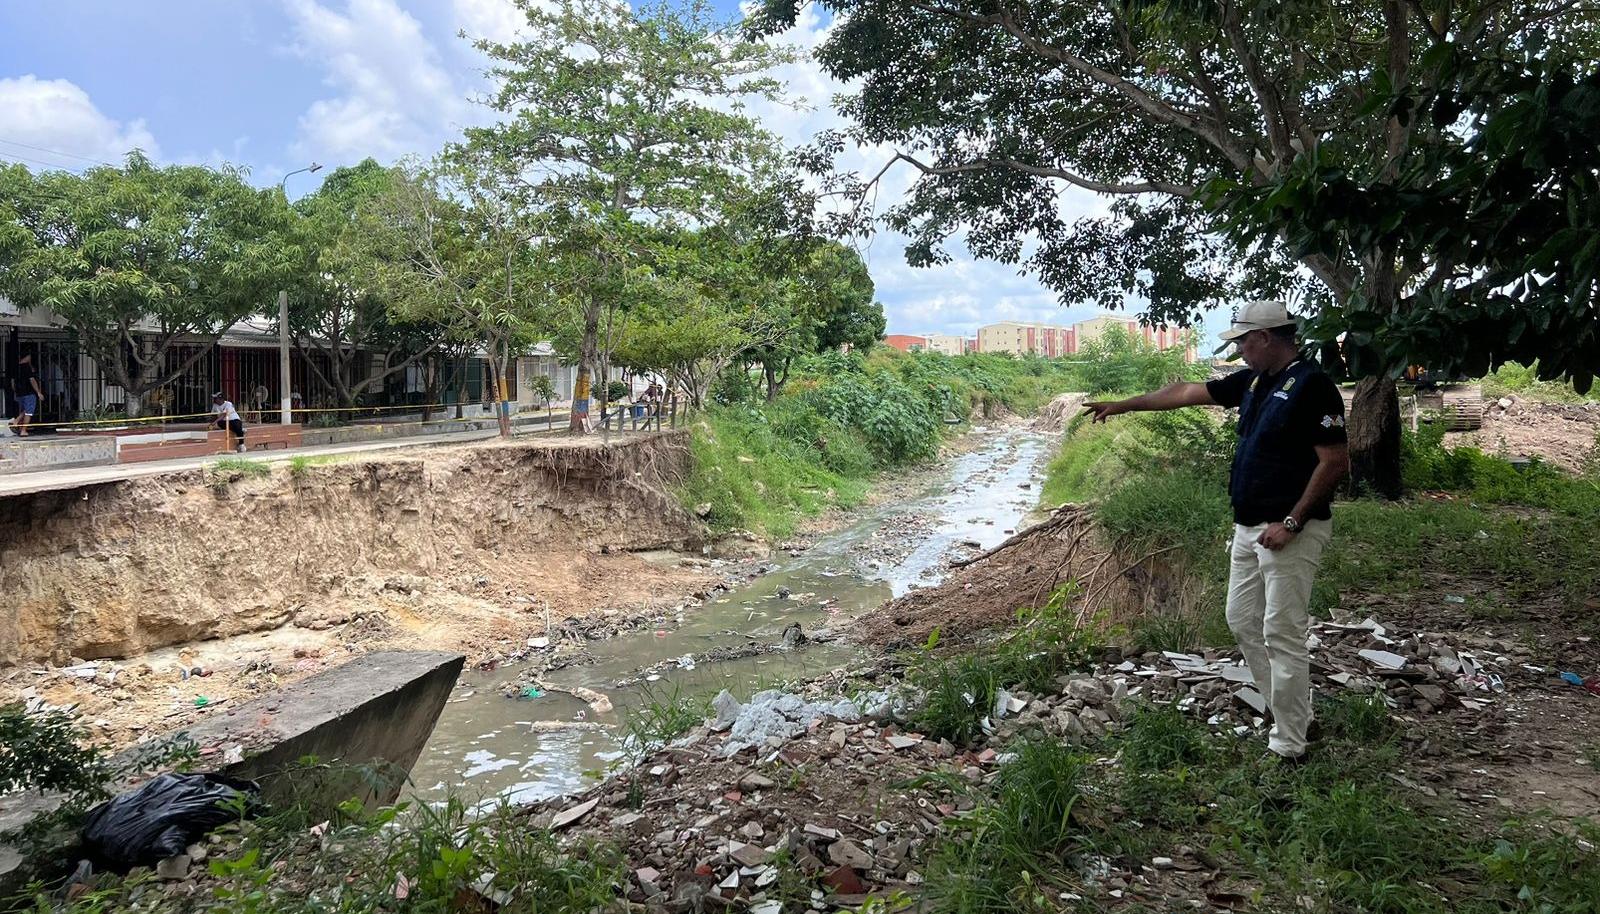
[466,0,795,433]
[288,159,445,409]
[753,0,1600,494]
[751,238,883,398]
[0,152,293,418]
[371,149,553,437]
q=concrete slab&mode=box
[177,651,465,807]
[0,651,463,890]
[0,437,116,474]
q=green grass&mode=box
[287,454,342,477]
[1312,498,1600,616]
[677,409,869,538]
[1481,361,1600,404]
[622,683,710,761]
[908,675,1600,914]
[11,787,626,914]
[910,588,1100,745]
[209,456,272,479]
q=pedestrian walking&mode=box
[1083,301,1350,763]
[212,391,247,453]
[8,352,43,437]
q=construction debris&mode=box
[518,612,1523,911]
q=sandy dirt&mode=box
[0,433,730,748]
[1444,396,1600,473]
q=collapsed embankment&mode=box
[861,504,1200,651]
[0,434,706,667]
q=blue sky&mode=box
[0,0,1228,346]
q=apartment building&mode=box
[883,334,930,353]
[923,334,968,356]
[975,321,1076,357]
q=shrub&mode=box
[0,704,109,798]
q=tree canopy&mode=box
[0,152,294,416]
[288,158,446,408]
[466,0,799,431]
[751,0,1600,490]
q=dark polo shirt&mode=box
[1206,361,1347,526]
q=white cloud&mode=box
[452,0,529,45]
[284,0,471,164]
[0,76,160,168]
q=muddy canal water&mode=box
[408,427,1052,806]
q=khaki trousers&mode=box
[1225,518,1332,757]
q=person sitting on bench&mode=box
[212,391,246,453]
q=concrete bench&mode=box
[117,424,303,463]
[235,423,302,453]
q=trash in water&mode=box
[519,686,545,699]
[82,773,261,869]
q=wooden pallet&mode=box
[1441,398,1485,431]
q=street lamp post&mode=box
[277,163,322,425]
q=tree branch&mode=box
[907,1,1256,172]
[889,151,1196,197]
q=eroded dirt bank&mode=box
[0,433,708,669]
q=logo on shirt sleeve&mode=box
[1320,415,1346,428]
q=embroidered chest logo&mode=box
[1320,415,1346,428]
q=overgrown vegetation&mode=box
[0,704,196,865]
[910,587,1101,745]
[685,332,1201,537]
[9,786,625,914]
[911,685,1600,914]
[1040,398,1600,647]
[1482,361,1600,405]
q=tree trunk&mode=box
[1347,375,1403,499]
[569,297,601,435]
[764,362,779,401]
[124,389,145,420]
[422,356,435,422]
[454,355,465,420]
[491,346,512,438]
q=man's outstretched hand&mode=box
[1082,400,1129,423]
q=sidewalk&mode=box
[0,424,552,499]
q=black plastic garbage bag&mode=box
[81,772,261,869]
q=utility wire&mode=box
[0,149,90,173]
[0,137,117,168]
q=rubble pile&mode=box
[530,710,970,914]
[1446,395,1600,473]
[530,613,1530,912]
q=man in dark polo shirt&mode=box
[1084,301,1350,761]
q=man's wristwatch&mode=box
[1282,515,1302,534]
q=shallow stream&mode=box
[408,426,1052,806]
